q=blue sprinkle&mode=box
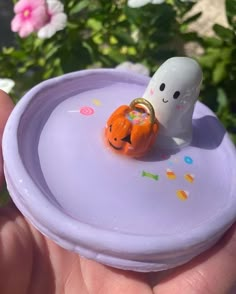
[184,156,193,165]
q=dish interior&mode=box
[17,71,233,236]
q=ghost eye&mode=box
[173,91,180,99]
[159,83,165,91]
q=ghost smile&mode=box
[162,98,168,103]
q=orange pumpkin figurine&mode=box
[105,98,158,157]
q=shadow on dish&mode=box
[139,115,226,162]
[191,115,226,150]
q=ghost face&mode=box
[143,57,202,131]
[157,81,180,105]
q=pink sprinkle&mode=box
[150,88,154,96]
[79,106,95,116]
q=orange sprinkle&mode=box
[166,168,176,180]
[176,190,189,201]
[184,173,195,183]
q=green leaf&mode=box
[70,0,89,15]
[198,48,222,69]
[67,22,79,29]
[87,18,102,31]
[212,61,227,84]
[220,47,233,62]
[199,86,218,112]
[124,5,142,24]
[183,12,202,25]
[225,0,236,28]
[217,87,228,114]
[202,36,223,47]
[181,32,200,42]
[113,30,135,46]
[2,47,14,55]
[44,44,60,60]
[213,24,234,41]
[60,44,92,73]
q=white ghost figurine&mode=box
[143,57,203,150]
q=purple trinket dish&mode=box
[2,69,236,272]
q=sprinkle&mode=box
[142,171,159,181]
[127,110,149,125]
[166,168,176,180]
[92,99,102,106]
[184,173,195,183]
[184,156,193,165]
[79,106,95,116]
[176,190,189,201]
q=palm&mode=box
[0,205,152,293]
[0,91,236,294]
[1,204,236,294]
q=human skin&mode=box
[0,90,236,294]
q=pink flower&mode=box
[11,0,49,38]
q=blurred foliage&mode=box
[196,0,236,142]
[0,185,11,207]
[0,0,235,142]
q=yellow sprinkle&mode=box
[92,99,101,106]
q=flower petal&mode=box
[128,0,165,7]
[12,0,49,37]
[18,21,34,37]
[11,14,23,32]
[46,0,64,14]
[37,12,67,38]
[152,0,165,3]
[14,0,30,13]
[0,79,15,94]
[31,6,49,29]
[51,12,67,30]
[128,0,152,7]
[37,23,56,39]
[14,0,46,13]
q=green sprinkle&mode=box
[142,171,159,181]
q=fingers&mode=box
[152,223,236,294]
[78,257,152,294]
[0,90,14,187]
[0,90,14,136]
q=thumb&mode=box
[0,90,15,187]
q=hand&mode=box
[0,90,236,294]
